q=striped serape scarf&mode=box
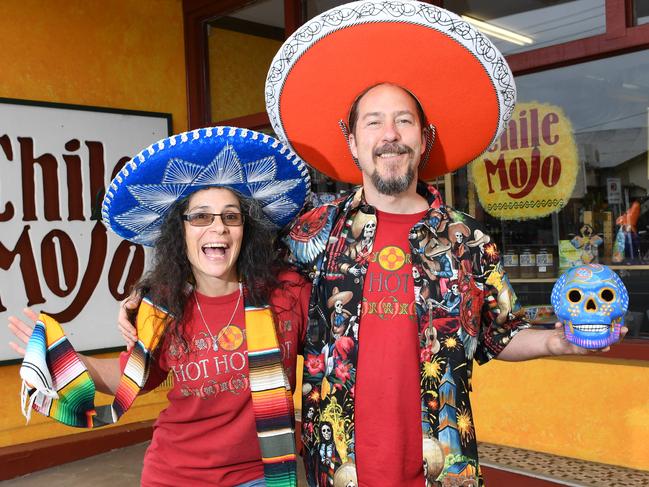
[246,304,298,487]
[19,297,297,487]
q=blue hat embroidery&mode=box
[102,126,311,246]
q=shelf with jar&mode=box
[506,262,649,283]
[503,246,557,281]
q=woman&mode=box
[9,126,311,487]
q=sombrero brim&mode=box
[102,126,310,246]
[266,1,516,184]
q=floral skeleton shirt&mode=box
[284,183,529,487]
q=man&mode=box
[262,2,627,486]
[283,81,608,487]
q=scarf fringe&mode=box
[20,380,58,423]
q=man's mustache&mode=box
[374,143,413,157]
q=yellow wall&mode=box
[209,27,281,122]
[0,352,170,448]
[472,356,649,471]
[0,0,187,129]
[0,0,187,447]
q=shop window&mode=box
[635,0,649,25]
[443,0,605,55]
[468,49,649,339]
[207,0,284,124]
[206,0,353,198]
[285,1,359,198]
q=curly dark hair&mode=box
[133,188,289,354]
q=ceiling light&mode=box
[462,15,533,46]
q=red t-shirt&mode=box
[355,209,426,486]
[120,271,310,487]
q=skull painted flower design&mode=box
[551,264,628,348]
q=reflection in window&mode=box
[635,0,649,25]
[492,50,649,260]
[208,0,284,122]
[444,0,605,55]
[515,50,648,214]
[473,49,649,339]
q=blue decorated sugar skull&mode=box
[551,264,628,349]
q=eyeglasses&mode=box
[182,211,245,227]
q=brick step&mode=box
[483,463,586,486]
[478,442,649,487]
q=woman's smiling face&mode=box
[183,187,244,294]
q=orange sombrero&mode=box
[265,0,516,184]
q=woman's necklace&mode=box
[194,282,243,352]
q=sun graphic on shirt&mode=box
[377,245,407,271]
[217,325,244,351]
[457,407,476,444]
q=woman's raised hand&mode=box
[118,293,141,351]
[8,308,39,356]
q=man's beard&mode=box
[370,142,417,196]
[370,162,416,196]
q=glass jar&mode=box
[502,248,520,278]
[536,247,554,277]
[519,247,537,279]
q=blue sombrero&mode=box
[102,126,311,246]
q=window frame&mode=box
[182,0,300,129]
[503,0,649,74]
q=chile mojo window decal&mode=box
[470,102,579,221]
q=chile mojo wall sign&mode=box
[0,98,170,362]
[470,102,578,220]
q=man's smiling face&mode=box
[349,83,426,196]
